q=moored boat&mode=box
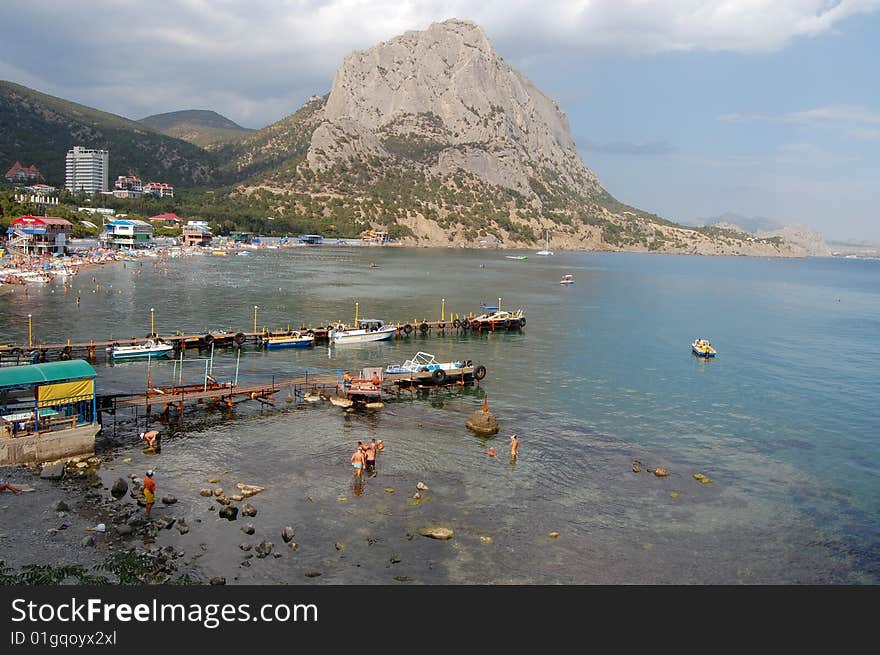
[692,338,717,358]
[329,319,396,344]
[468,308,526,330]
[107,339,174,360]
[264,332,314,349]
[559,274,574,285]
[384,351,485,385]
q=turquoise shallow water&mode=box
[2,249,877,583]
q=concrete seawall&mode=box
[0,425,100,466]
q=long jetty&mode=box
[0,313,525,364]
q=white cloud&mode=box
[1,1,878,125]
[719,104,880,140]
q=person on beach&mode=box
[510,434,519,459]
[143,470,156,516]
[351,444,366,480]
[0,478,23,494]
[141,430,160,451]
[366,439,377,472]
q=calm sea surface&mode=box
[2,248,878,583]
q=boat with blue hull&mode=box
[265,333,314,349]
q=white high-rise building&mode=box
[65,147,109,193]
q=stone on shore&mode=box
[242,503,258,517]
[199,488,213,497]
[54,500,70,512]
[81,535,95,547]
[40,462,66,480]
[210,576,226,585]
[281,527,295,543]
[418,526,454,540]
[213,488,223,496]
[239,542,252,551]
[241,524,255,535]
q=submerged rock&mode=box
[548,532,560,539]
[418,526,454,540]
[208,477,220,484]
[654,467,669,478]
[693,473,713,484]
[241,523,255,535]
[416,482,429,490]
[242,503,258,517]
[161,496,177,505]
[466,408,500,435]
[210,576,226,585]
[219,505,238,521]
[199,488,213,497]
[255,541,274,558]
[281,527,295,543]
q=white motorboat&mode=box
[107,339,174,360]
[328,319,396,344]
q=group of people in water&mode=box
[351,438,383,480]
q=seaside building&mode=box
[182,220,213,247]
[100,219,153,249]
[0,360,100,466]
[5,161,44,184]
[148,212,182,228]
[361,229,389,244]
[144,182,174,198]
[113,175,143,199]
[78,207,116,217]
[5,215,73,256]
[65,147,109,194]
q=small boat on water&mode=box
[264,332,314,349]
[107,339,174,360]
[505,255,528,260]
[329,319,396,344]
[468,308,526,330]
[692,338,717,358]
[385,351,486,386]
[559,274,574,285]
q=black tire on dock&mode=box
[10,347,21,356]
[474,365,487,380]
[419,322,429,333]
[432,369,447,384]
[403,324,413,335]
[438,322,446,330]
[204,334,214,347]
[471,320,481,330]
[520,316,526,327]
[235,332,246,345]
[452,318,461,329]
[59,346,72,361]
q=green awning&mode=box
[0,360,96,389]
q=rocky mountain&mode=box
[224,19,800,255]
[697,212,831,257]
[139,110,253,148]
[0,80,216,186]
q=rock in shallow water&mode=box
[418,526,453,540]
[281,526,295,543]
[110,478,128,498]
[242,523,255,535]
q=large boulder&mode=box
[40,462,65,480]
[219,505,238,521]
[110,478,128,499]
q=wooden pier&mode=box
[0,313,524,364]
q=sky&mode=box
[1,0,878,241]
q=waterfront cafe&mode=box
[0,360,100,465]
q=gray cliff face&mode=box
[308,19,601,197]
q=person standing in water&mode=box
[510,434,519,459]
[366,438,378,473]
[351,443,366,480]
[143,470,156,516]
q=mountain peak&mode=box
[314,18,597,197]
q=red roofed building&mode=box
[5,161,44,183]
[148,212,182,227]
[7,215,73,255]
